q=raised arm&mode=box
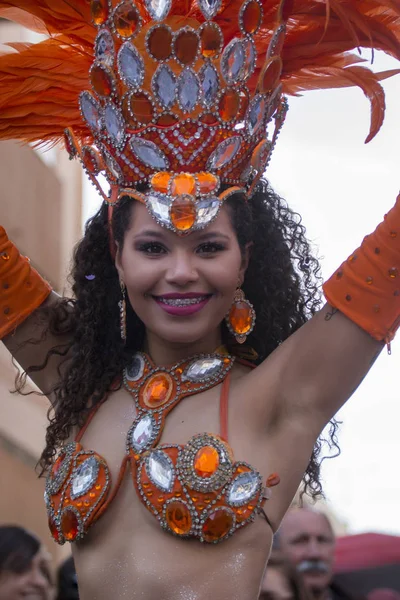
[1,226,72,396]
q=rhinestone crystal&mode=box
[152,65,176,109]
[247,94,266,136]
[145,0,172,21]
[104,103,126,147]
[95,29,115,67]
[198,0,221,19]
[170,195,196,232]
[91,0,108,26]
[146,193,171,226]
[221,39,245,84]
[143,372,174,408]
[203,508,234,542]
[165,501,192,535]
[71,457,100,499]
[91,63,115,97]
[200,22,223,58]
[147,25,173,60]
[126,353,145,381]
[227,471,260,506]
[174,28,199,66]
[80,92,102,132]
[196,197,221,226]
[182,357,223,381]
[61,509,79,542]
[102,147,123,182]
[194,446,220,478]
[207,137,241,170]
[241,0,262,34]
[118,42,144,88]
[129,92,154,124]
[147,450,174,492]
[177,69,199,113]
[199,63,219,107]
[130,138,169,169]
[114,1,140,38]
[131,414,156,452]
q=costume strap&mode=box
[323,193,400,350]
[219,371,231,443]
[0,226,52,339]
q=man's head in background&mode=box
[277,508,335,600]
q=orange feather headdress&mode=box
[0,0,399,235]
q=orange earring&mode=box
[225,288,256,344]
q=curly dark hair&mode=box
[18,178,339,498]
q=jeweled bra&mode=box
[45,352,279,544]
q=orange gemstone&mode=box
[200,113,218,125]
[156,113,178,126]
[237,90,249,120]
[151,172,171,193]
[242,0,262,34]
[91,0,108,25]
[174,29,199,65]
[219,89,240,122]
[194,446,220,478]
[49,519,59,543]
[114,1,140,38]
[147,25,172,61]
[197,172,218,194]
[171,173,196,196]
[266,472,280,487]
[64,129,77,158]
[389,267,398,278]
[229,301,252,334]
[259,57,282,94]
[90,64,114,97]
[166,501,192,535]
[143,373,173,408]
[170,196,196,231]
[200,23,223,58]
[61,510,79,542]
[130,92,154,124]
[203,509,233,542]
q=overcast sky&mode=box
[85,51,400,536]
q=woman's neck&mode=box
[143,330,223,367]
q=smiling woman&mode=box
[0,0,400,599]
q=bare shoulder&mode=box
[2,291,75,398]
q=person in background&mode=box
[0,525,54,600]
[56,556,79,600]
[278,508,357,600]
[259,549,311,600]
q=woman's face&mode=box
[116,201,247,351]
[0,546,54,600]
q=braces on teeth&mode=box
[158,296,208,306]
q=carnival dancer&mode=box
[0,1,399,599]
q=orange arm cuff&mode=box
[0,226,52,339]
[323,194,400,343]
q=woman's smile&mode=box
[152,292,213,316]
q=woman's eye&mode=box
[197,242,226,254]
[137,242,166,255]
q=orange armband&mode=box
[323,194,400,345]
[0,226,52,339]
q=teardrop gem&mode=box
[104,104,126,147]
[174,28,199,66]
[80,92,101,132]
[207,137,241,170]
[63,129,77,159]
[61,510,79,542]
[194,446,220,478]
[143,373,173,408]
[95,29,115,67]
[242,38,256,80]
[177,69,199,113]
[131,138,169,170]
[147,25,172,60]
[152,65,176,109]
[218,88,240,122]
[131,414,156,452]
[102,148,123,182]
[247,94,266,136]
[90,63,115,97]
[166,501,192,535]
[258,57,282,94]
[81,146,102,174]
[183,357,223,382]
[196,197,221,227]
[114,1,140,38]
[228,471,260,505]
[221,38,245,84]
[200,22,223,58]
[198,0,221,19]
[91,0,108,26]
[170,196,196,232]
[71,456,100,499]
[199,63,219,107]
[145,0,172,20]
[267,24,286,58]
[118,42,144,88]
[129,92,154,124]
[146,193,171,226]
[241,0,262,34]
[229,301,252,334]
[147,450,174,491]
[202,508,234,542]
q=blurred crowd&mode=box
[1,510,399,600]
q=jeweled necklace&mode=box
[123,351,235,459]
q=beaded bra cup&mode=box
[45,351,279,544]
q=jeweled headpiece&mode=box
[0,0,400,235]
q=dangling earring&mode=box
[225,287,256,344]
[119,281,126,342]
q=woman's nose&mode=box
[164,252,199,285]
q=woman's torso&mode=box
[69,361,312,600]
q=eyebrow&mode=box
[134,229,231,242]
